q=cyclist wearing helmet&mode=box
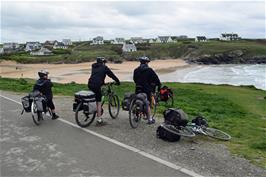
[133,56,161,124]
[88,57,120,124]
[33,70,59,119]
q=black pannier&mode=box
[163,108,188,127]
[156,124,181,142]
[192,116,208,127]
[21,96,32,112]
[122,92,135,111]
[73,90,96,113]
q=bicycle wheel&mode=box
[31,102,42,126]
[75,102,96,127]
[161,123,195,138]
[108,94,120,119]
[150,95,157,119]
[202,127,231,141]
[129,99,142,128]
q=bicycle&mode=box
[21,91,52,126]
[161,122,231,141]
[129,92,157,128]
[75,82,120,127]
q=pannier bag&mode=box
[21,96,32,112]
[73,90,97,114]
[159,86,173,101]
[156,124,181,142]
[135,93,148,113]
[163,108,188,127]
[122,92,135,111]
[35,96,46,112]
[192,116,208,127]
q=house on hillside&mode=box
[91,36,104,45]
[44,40,58,49]
[195,36,207,42]
[25,42,42,51]
[30,47,53,56]
[111,38,125,45]
[130,37,145,44]
[149,38,156,43]
[0,48,3,54]
[122,42,137,52]
[62,39,72,46]
[53,42,68,49]
[220,33,240,41]
[156,36,174,43]
[3,42,20,50]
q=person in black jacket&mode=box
[133,56,161,124]
[88,57,120,124]
[33,70,59,119]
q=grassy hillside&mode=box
[1,40,265,64]
[0,77,265,168]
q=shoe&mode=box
[52,113,59,120]
[147,119,155,125]
[96,118,103,124]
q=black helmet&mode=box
[38,69,49,78]
[138,56,150,63]
[96,57,107,64]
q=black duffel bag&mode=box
[163,108,188,127]
[156,124,181,142]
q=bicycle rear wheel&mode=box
[31,102,42,126]
[108,94,120,119]
[75,102,96,127]
[129,99,142,128]
[161,123,195,138]
[203,127,231,141]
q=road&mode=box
[0,93,194,177]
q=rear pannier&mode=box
[122,92,135,111]
[73,90,97,114]
[21,96,32,112]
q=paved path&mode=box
[0,93,194,177]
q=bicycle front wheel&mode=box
[203,127,231,141]
[75,102,96,127]
[31,102,42,126]
[161,123,195,138]
[108,94,120,119]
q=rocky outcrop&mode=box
[185,50,266,64]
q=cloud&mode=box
[1,1,265,43]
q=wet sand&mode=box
[0,59,188,84]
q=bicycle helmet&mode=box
[38,69,49,78]
[96,57,107,64]
[138,56,150,63]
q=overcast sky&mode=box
[1,1,265,43]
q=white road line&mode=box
[0,94,204,177]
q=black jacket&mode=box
[133,64,161,94]
[33,79,53,100]
[88,63,120,88]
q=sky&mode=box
[1,0,265,43]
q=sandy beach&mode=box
[0,59,188,84]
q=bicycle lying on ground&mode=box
[74,82,120,127]
[129,92,157,128]
[21,91,52,126]
[161,122,231,141]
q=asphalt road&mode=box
[0,94,191,177]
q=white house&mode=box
[111,38,125,44]
[3,43,19,50]
[122,43,137,52]
[156,36,174,43]
[220,33,240,41]
[30,47,53,56]
[25,42,42,51]
[91,36,104,45]
[53,42,68,49]
[62,39,72,46]
[149,39,156,43]
[130,37,145,44]
[195,36,207,42]
[0,48,3,54]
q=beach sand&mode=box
[0,59,188,84]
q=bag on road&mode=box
[156,124,181,142]
[163,108,188,127]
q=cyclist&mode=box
[133,56,161,124]
[88,57,120,124]
[33,70,59,119]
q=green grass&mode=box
[0,77,266,168]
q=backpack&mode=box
[192,116,208,127]
[156,125,181,142]
[159,86,173,101]
[163,108,188,127]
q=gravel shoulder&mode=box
[2,91,265,177]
